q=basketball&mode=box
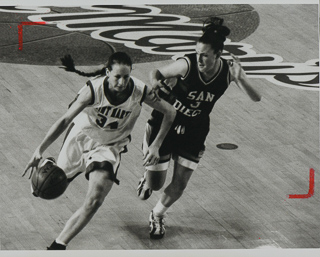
[31,158,68,200]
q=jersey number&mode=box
[190,101,201,108]
[96,114,118,129]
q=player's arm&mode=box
[149,58,188,100]
[22,86,92,178]
[228,54,261,102]
[142,88,176,166]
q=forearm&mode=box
[236,76,261,102]
[37,118,71,155]
[150,111,175,148]
[150,69,164,85]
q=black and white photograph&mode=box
[0,0,319,256]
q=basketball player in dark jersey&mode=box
[137,17,261,239]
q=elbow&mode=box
[150,69,162,81]
[58,116,73,131]
[166,108,177,122]
[169,109,177,121]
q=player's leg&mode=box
[47,168,114,249]
[161,161,194,207]
[48,137,127,250]
[149,124,207,239]
[137,122,172,200]
[56,123,84,183]
[149,161,194,239]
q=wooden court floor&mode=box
[0,3,319,255]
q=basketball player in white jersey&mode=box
[23,52,176,250]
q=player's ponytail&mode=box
[199,17,230,54]
[60,54,106,77]
[60,52,133,77]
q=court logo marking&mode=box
[4,5,319,90]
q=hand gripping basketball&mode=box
[23,149,42,179]
[31,158,68,200]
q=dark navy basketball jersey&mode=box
[151,53,231,126]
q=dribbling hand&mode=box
[22,150,42,179]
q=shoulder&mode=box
[130,76,147,94]
[82,75,107,106]
[175,53,197,79]
[130,76,145,88]
[176,53,195,66]
[88,75,105,88]
[173,53,196,78]
[130,76,148,104]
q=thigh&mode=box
[143,122,174,157]
[84,169,114,206]
[170,162,194,190]
[173,123,209,169]
[57,125,88,177]
[145,169,167,189]
[85,137,130,184]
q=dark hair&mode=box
[60,51,133,77]
[198,17,230,53]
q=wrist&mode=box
[150,141,161,148]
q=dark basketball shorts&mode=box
[143,120,209,171]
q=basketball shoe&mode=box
[47,240,66,250]
[149,210,165,239]
[137,172,152,200]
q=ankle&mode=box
[153,201,168,218]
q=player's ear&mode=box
[215,50,222,58]
[106,68,110,76]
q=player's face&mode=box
[107,63,131,92]
[196,42,220,74]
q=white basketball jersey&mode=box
[72,75,147,145]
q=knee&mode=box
[151,183,164,191]
[83,194,105,213]
[148,176,166,191]
[83,174,113,213]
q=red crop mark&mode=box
[18,22,46,51]
[287,168,315,199]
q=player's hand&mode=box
[22,149,42,179]
[143,146,160,166]
[149,80,166,102]
[228,53,243,81]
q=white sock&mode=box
[153,200,168,218]
[55,239,67,246]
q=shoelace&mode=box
[153,216,165,229]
